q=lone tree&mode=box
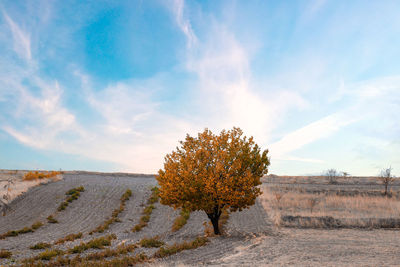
[380,167,394,196]
[324,169,338,184]
[157,127,270,235]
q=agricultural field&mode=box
[1,172,400,266]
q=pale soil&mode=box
[0,173,399,266]
[0,170,62,211]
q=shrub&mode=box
[68,234,116,254]
[55,232,82,244]
[85,243,137,260]
[139,237,165,248]
[30,242,51,250]
[47,215,58,224]
[31,221,43,230]
[143,205,155,215]
[58,186,84,211]
[36,249,63,260]
[148,187,159,204]
[23,171,61,181]
[155,237,208,258]
[172,208,190,232]
[0,249,12,258]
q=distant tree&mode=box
[157,127,270,235]
[380,167,394,196]
[342,171,350,178]
[325,169,338,184]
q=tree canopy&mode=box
[156,127,270,234]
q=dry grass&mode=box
[132,187,159,232]
[55,232,82,244]
[261,185,400,228]
[0,249,12,258]
[154,236,209,258]
[30,242,52,250]
[57,186,85,211]
[23,171,61,181]
[0,221,43,239]
[89,189,132,234]
[172,208,190,232]
[68,234,116,254]
[140,236,165,248]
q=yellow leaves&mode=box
[156,127,270,214]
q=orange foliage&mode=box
[23,171,61,181]
[157,127,270,234]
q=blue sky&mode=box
[0,0,399,176]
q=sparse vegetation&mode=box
[68,234,116,254]
[0,221,43,239]
[46,215,58,224]
[55,232,83,244]
[380,167,395,196]
[139,236,165,248]
[132,187,159,232]
[325,169,338,184]
[84,243,137,260]
[261,185,400,228]
[89,189,132,234]
[57,186,85,211]
[36,249,63,260]
[0,249,12,258]
[30,242,52,250]
[172,208,190,232]
[154,237,209,258]
[23,171,61,181]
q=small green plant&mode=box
[36,249,63,260]
[58,186,85,211]
[148,187,159,204]
[68,234,116,254]
[139,237,165,248]
[47,215,58,224]
[30,242,52,250]
[31,221,43,230]
[172,208,190,232]
[55,232,83,244]
[0,249,12,258]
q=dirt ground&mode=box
[0,172,399,266]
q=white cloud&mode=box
[171,0,197,48]
[2,11,31,61]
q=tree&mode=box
[157,127,270,235]
[380,167,394,196]
[342,171,350,178]
[324,169,338,184]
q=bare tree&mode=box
[325,169,338,184]
[1,177,15,216]
[380,167,394,196]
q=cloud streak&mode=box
[2,11,31,61]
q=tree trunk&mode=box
[207,206,222,235]
[385,182,388,196]
[210,216,220,235]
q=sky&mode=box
[0,0,399,176]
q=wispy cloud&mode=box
[2,11,31,61]
[171,0,197,48]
